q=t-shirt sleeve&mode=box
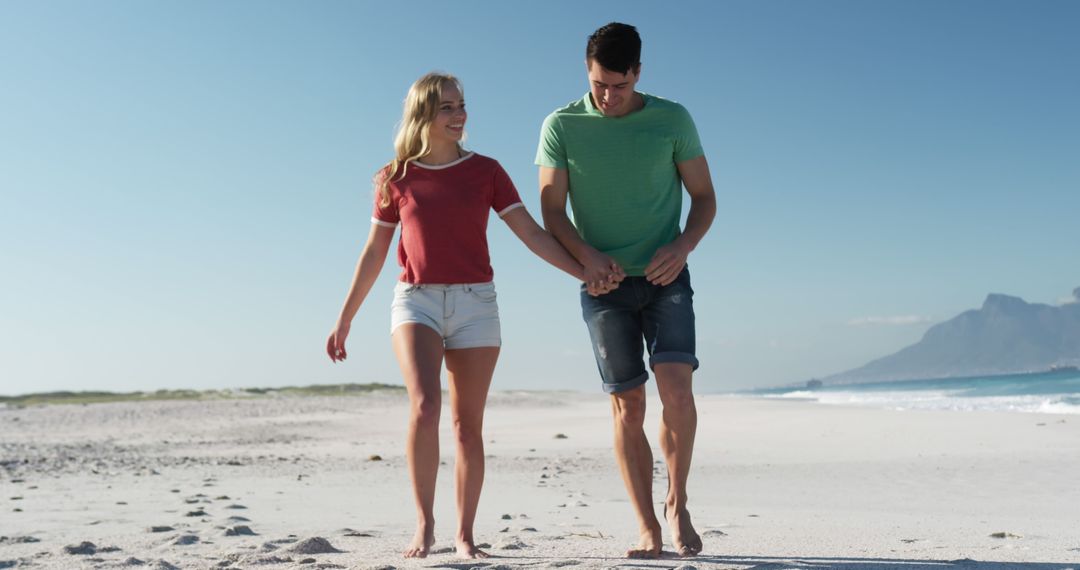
[534,113,568,169]
[672,105,705,163]
[370,169,400,227]
[491,162,524,217]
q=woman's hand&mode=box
[326,322,351,362]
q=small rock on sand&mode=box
[225,504,248,510]
[702,529,727,536]
[368,455,383,461]
[501,513,512,520]
[149,526,175,533]
[990,532,1022,539]
[288,537,345,554]
[185,509,208,517]
[554,433,568,439]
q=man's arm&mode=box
[643,155,716,286]
[539,166,624,294]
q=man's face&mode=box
[587,60,639,117]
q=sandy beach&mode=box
[2,389,1078,570]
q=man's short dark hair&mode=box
[586,22,641,75]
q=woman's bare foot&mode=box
[625,525,663,559]
[455,538,490,559]
[666,505,703,556]
[403,524,436,558]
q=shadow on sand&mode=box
[432,555,1078,570]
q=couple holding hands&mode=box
[327,22,716,560]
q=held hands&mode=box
[584,250,625,296]
[645,240,691,286]
[326,321,351,362]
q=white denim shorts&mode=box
[390,281,501,349]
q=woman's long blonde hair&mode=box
[376,72,465,208]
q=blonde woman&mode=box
[327,73,583,559]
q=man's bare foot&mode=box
[455,538,490,559]
[665,505,703,556]
[403,524,435,558]
[626,526,663,559]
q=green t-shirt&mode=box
[535,92,704,275]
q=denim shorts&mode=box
[579,268,698,393]
[390,281,501,349]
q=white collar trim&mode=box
[413,152,475,170]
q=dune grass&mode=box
[0,383,404,407]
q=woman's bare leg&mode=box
[392,324,445,558]
[445,346,499,559]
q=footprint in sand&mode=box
[287,537,345,554]
[224,525,257,536]
[495,537,528,550]
[63,542,98,555]
[173,535,199,546]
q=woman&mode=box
[326,73,583,559]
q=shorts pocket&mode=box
[470,284,497,302]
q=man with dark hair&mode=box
[536,22,716,559]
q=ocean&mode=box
[745,369,1080,414]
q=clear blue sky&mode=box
[1,0,1077,396]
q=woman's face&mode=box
[429,83,466,145]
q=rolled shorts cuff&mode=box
[602,371,649,394]
[390,318,441,337]
[445,338,501,350]
[649,351,699,371]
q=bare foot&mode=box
[666,505,703,556]
[403,524,435,558]
[625,526,663,559]
[456,538,490,559]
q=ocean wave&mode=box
[758,389,1080,414]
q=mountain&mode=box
[826,287,1080,384]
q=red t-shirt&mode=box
[371,153,523,284]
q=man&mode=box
[535,22,716,558]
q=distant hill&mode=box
[826,287,1080,384]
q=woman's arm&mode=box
[501,206,585,281]
[327,223,396,362]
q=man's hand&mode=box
[644,240,690,286]
[584,250,625,296]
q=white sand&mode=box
[2,390,1079,569]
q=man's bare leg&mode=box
[655,363,702,556]
[611,385,662,558]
